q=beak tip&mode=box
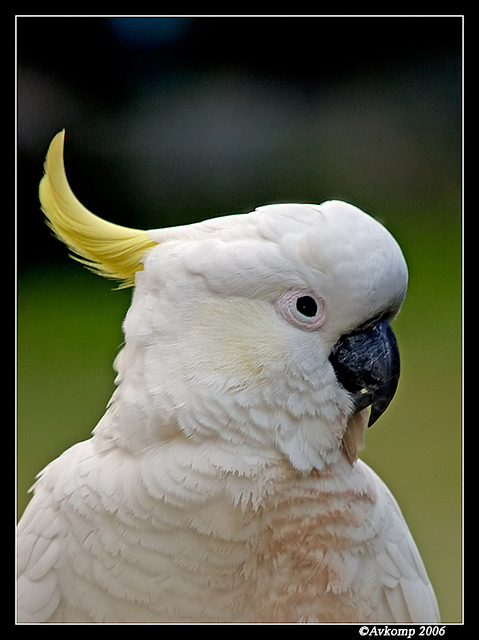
[367,409,379,428]
[366,392,396,427]
[353,392,384,428]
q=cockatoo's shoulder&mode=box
[17,484,63,622]
[17,438,112,622]
[354,460,440,622]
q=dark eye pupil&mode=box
[296,296,317,317]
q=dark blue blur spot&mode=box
[106,17,191,49]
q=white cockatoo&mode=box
[17,130,440,623]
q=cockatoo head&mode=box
[39,131,408,472]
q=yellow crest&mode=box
[39,131,158,287]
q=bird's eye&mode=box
[275,288,326,331]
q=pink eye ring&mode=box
[275,288,326,331]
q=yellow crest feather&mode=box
[39,130,158,287]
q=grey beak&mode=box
[328,318,400,427]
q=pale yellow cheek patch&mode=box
[194,297,286,380]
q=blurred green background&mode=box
[17,17,462,622]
